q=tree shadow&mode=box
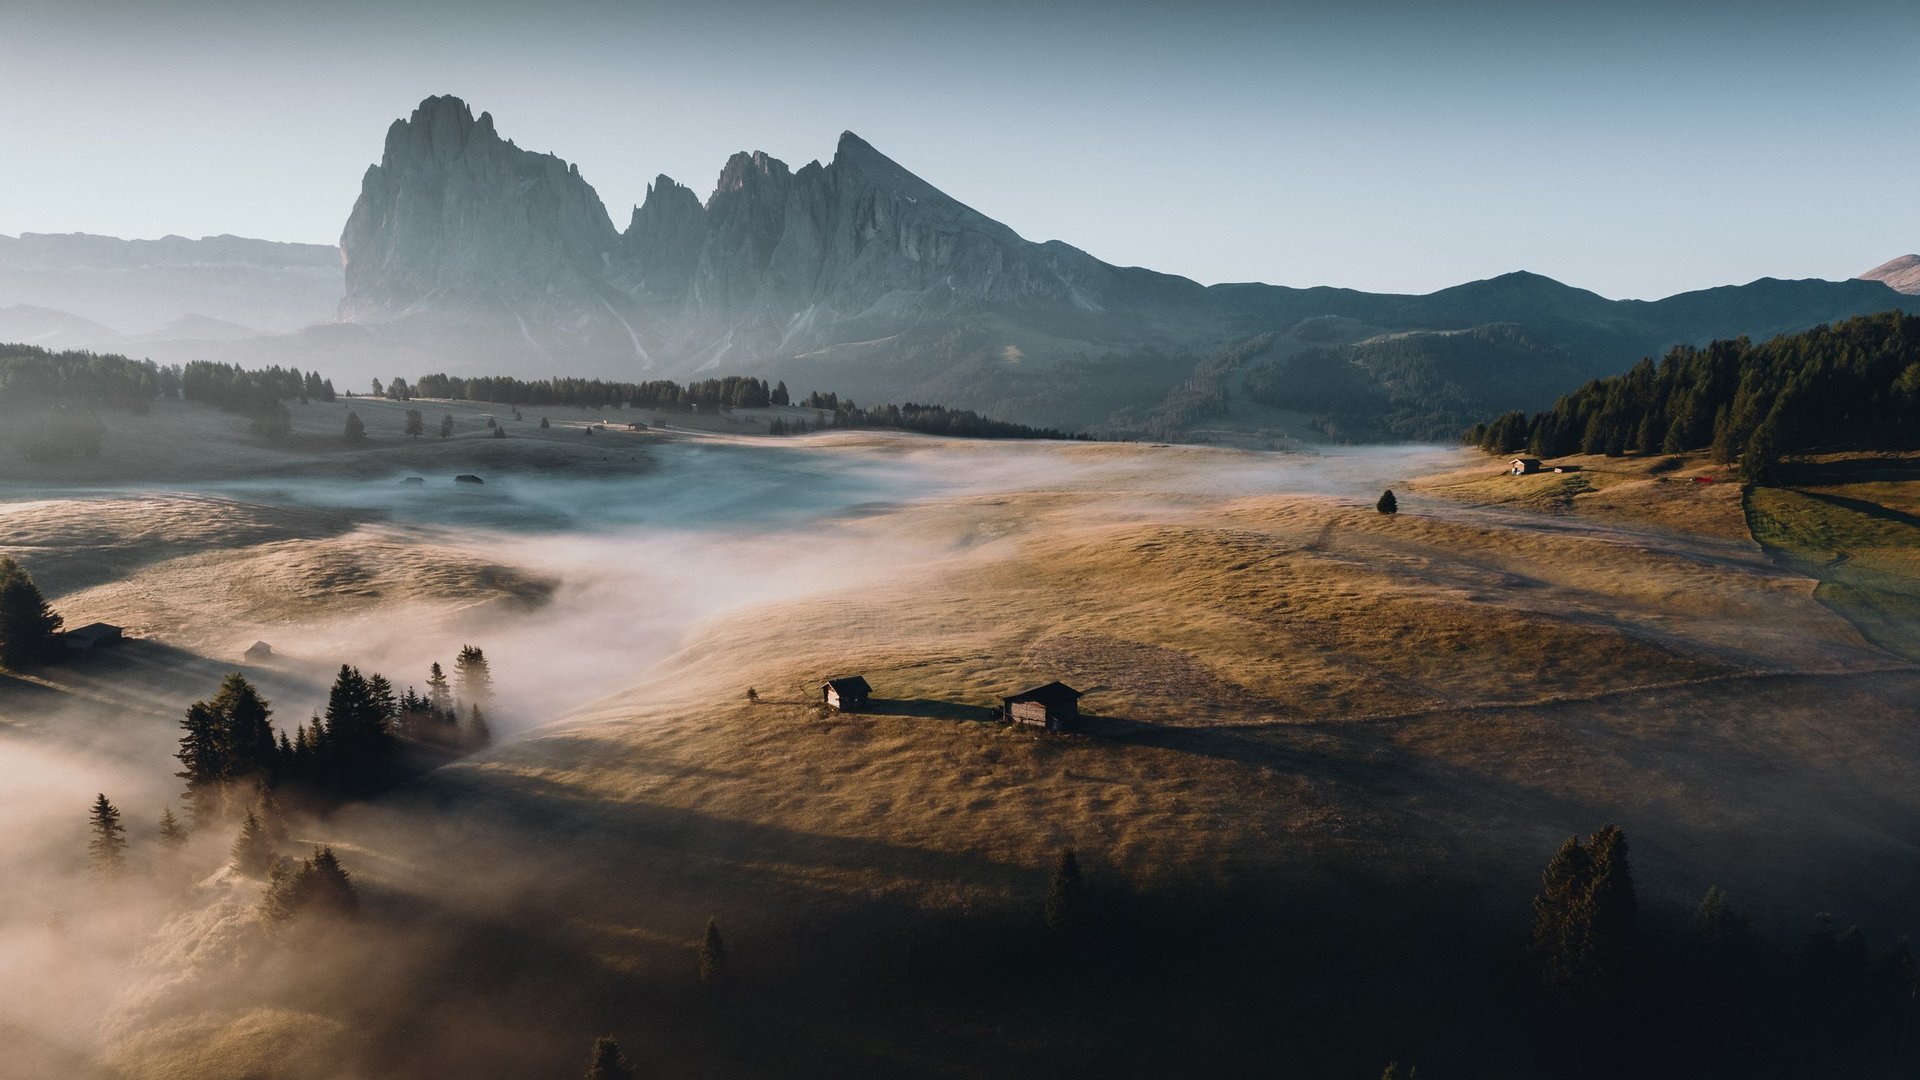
[1793,488,1920,533]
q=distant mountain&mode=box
[1860,255,1920,295]
[321,96,1909,429]
[126,313,266,344]
[338,96,1215,377]
[0,232,340,334]
[0,304,125,350]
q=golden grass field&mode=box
[4,408,1919,1078]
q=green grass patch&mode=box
[1746,486,1920,661]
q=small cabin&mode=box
[1510,458,1543,476]
[1002,681,1083,732]
[454,474,485,485]
[65,622,123,650]
[244,641,274,663]
[822,676,872,711]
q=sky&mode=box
[1,0,1915,299]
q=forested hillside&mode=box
[1467,311,1919,477]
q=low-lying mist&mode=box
[0,434,1472,1077]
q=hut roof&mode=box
[246,641,273,655]
[1003,681,1082,707]
[823,675,871,695]
[66,622,122,642]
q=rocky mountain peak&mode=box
[1860,254,1920,295]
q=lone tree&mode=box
[404,408,425,439]
[88,794,128,875]
[0,556,64,668]
[584,1035,636,1080]
[1043,847,1085,935]
[539,416,550,429]
[699,918,727,983]
[1376,489,1399,515]
[343,411,366,443]
[230,808,276,876]
[157,807,187,846]
[439,414,455,438]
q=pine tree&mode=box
[771,380,790,406]
[0,556,64,668]
[426,661,454,717]
[88,793,127,875]
[746,687,758,703]
[539,416,550,429]
[454,645,493,708]
[206,673,276,779]
[1532,835,1594,989]
[439,414,455,438]
[585,1035,636,1080]
[157,807,187,846]
[467,703,493,747]
[175,701,226,820]
[262,845,358,922]
[1043,847,1085,934]
[344,411,366,443]
[404,408,425,438]
[230,808,276,876]
[699,918,726,983]
[1376,489,1399,515]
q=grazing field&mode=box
[4,412,1919,1078]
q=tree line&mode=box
[175,647,495,810]
[1465,310,1918,480]
[398,373,783,411]
[774,394,1080,441]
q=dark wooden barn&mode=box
[822,675,872,711]
[1002,681,1083,732]
[1509,457,1543,475]
[245,641,274,663]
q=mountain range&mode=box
[4,94,1914,434]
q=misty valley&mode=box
[3,22,1920,1075]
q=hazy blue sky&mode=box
[2,0,1914,298]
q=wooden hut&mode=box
[1002,681,1083,732]
[64,622,123,650]
[244,641,274,663]
[1509,457,1543,475]
[821,675,872,711]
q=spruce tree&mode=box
[230,808,276,876]
[454,645,493,708]
[404,408,425,438]
[539,416,550,429]
[1376,489,1399,515]
[157,807,187,846]
[1532,835,1594,989]
[439,414,455,438]
[426,661,454,717]
[205,673,276,779]
[699,918,726,983]
[0,556,64,668]
[344,411,366,443]
[467,703,493,747]
[1043,847,1085,935]
[88,793,127,875]
[585,1035,636,1080]
[175,701,226,820]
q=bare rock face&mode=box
[1860,255,1920,295]
[336,96,1212,369]
[338,96,622,350]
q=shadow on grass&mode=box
[860,697,1001,722]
